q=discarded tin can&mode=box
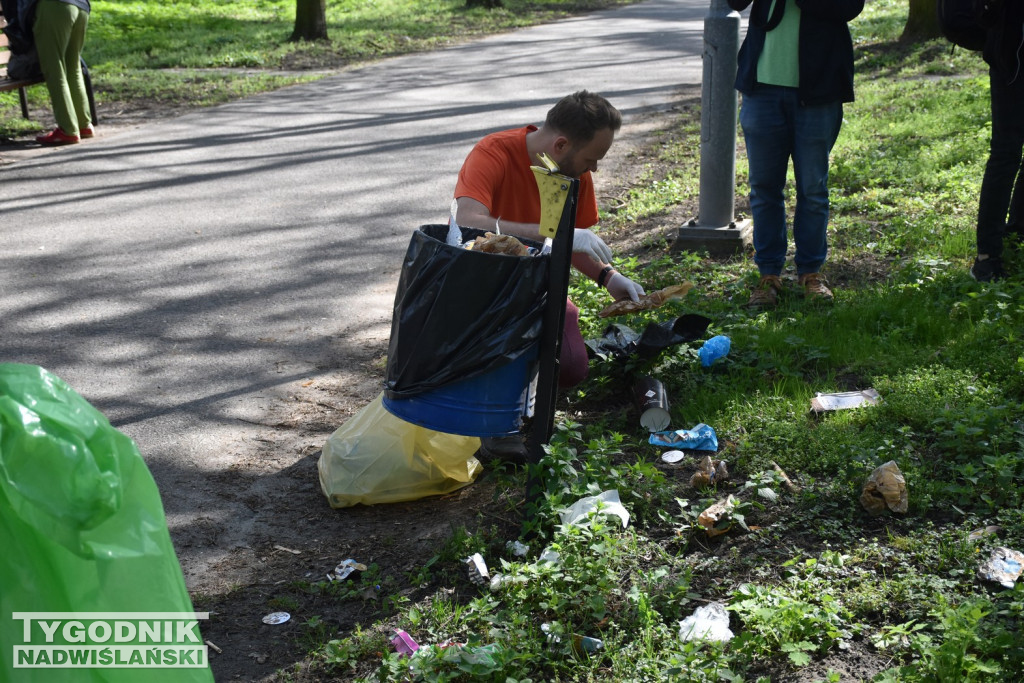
[262,612,290,625]
[390,629,419,656]
[634,376,671,432]
[465,553,490,585]
[327,558,367,582]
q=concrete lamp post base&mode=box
[674,218,752,258]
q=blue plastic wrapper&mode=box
[698,335,731,367]
[649,423,718,451]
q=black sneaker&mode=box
[970,256,1005,282]
[477,435,528,466]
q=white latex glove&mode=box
[606,273,646,302]
[572,229,613,264]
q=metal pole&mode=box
[675,0,750,255]
[698,0,740,228]
[524,177,578,527]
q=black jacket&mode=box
[728,0,865,105]
[977,0,1024,84]
[0,0,36,54]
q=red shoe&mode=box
[36,128,80,146]
[80,125,95,139]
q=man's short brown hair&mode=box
[545,90,622,145]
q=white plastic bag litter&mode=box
[679,602,734,642]
[560,490,630,528]
[318,393,481,508]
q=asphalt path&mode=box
[1,0,714,586]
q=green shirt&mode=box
[757,0,801,88]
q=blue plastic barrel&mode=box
[382,346,537,437]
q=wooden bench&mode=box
[1,15,97,123]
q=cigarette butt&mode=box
[205,640,222,654]
[274,545,301,555]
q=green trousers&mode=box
[33,0,91,136]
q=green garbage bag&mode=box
[0,364,214,682]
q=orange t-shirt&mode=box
[454,126,599,229]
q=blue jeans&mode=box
[976,64,1024,259]
[739,86,844,276]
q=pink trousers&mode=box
[559,298,589,388]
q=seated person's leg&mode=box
[559,298,589,388]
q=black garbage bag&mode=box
[586,323,641,359]
[385,225,549,400]
[586,314,712,360]
[636,313,712,358]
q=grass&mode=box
[8,0,1024,680]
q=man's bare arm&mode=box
[454,197,543,243]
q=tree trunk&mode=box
[465,0,503,8]
[901,0,941,43]
[291,0,328,42]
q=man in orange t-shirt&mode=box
[454,91,645,389]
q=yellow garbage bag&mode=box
[318,393,482,508]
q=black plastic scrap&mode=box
[586,314,712,360]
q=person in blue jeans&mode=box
[970,0,1024,282]
[728,0,864,307]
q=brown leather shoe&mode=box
[747,275,783,308]
[799,272,833,301]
